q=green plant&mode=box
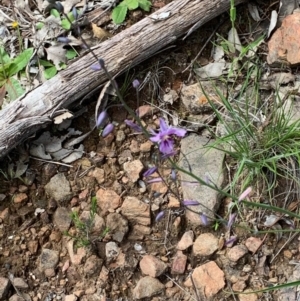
[0,46,33,102]
[65,196,109,247]
[112,0,151,24]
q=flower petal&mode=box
[150,134,161,143]
[159,118,168,132]
[166,127,187,137]
[159,139,174,154]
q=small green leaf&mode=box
[50,8,60,18]
[125,0,139,10]
[138,0,151,11]
[44,66,57,79]
[61,19,71,30]
[7,48,33,77]
[5,78,25,101]
[66,49,77,60]
[112,4,128,24]
[39,59,54,67]
[0,47,10,64]
[36,22,44,30]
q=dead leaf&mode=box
[54,111,73,124]
[91,23,110,40]
[45,43,67,69]
[62,144,84,163]
[63,0,81,13]
[0,86,6,107]
[268,10,278,38]
[29,144,52,160]
[248,3,261,21]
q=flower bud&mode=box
[143,166,157,178]
[57,37,71,44]
[98,58,105,69]
[132,79,140,89]
[54,2,64,12]
[200,213,208,226]
[96,111,108,128]
[155,211,165,222]
[124,119,142,132]
[183,200,199,206]
[72,7,78,20]
[90,63,101,71]
[102,123,114,137]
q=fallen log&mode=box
[0,0,247,159]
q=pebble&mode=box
[64,294,78,301]
[106,213,129,242]
[44,173,72,202]
[39,249,59,271]
[53,207,72,232]
[13,193,28,204]
[185,261,225,298]
[238,290,258,301]
[193,233,219,256]
[227,245,248,262]
[129,140,140,153]
[121,196,150,226]
[89,168,105,184]
[132,276,164,299]
[105,241,120,261]
[140,141,153,152]
[0,277,10,300]
[84,255,103,276]
[176,230,194,250]
[136,105,157,118]
[96,189,120,213]
[245,237,262,253]
[123,160,144,183]
[12,277,28,289]
[139,255,167,277]
[171,250,187,274]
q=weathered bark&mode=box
[0,0,247,159]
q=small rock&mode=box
[133,276,164,299]
[129,140,140,153]
[84,255,103,277]
[106,241,120,261]
[116,130,126,143]
[171,250,187,274]
[53,207,72,232]
[0,208,9,221]
[9,294,31,301]
[267,12,300,66]
[96,189,120,213]
[27,240,38,254]
[64,294,78,301]
[44,268,55,277]
[39,249,59,271]
[139,255,167,277]
[232,280,246,292]
[284,249,293,260]
[18,185,28,193]
[163,89,178,104]
[136,105,157,118]
[123,160,143,183]
[0,277,10,300]
[12,278,28,289]
[177,230,194,250]
[78,189,89,201]
[106,213,129,242]
[167,195,180,208]
[13,193,28,204]
[238,290,258,301]
[121,196,150,226]
[227,245,248,262]
[186,261,225,298]
[140,141,153,152]
[245,237,262,253]
[79,211,105,235]
[193,233,219,256]
[89,168,105,184]
[44,173,72,202]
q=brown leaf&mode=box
[0,86,6,107]
[91,23,111,40]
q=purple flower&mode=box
[124,119,142,132]
[227,213,237,230]
[200,213,208,226]
[57,37,71,43]
[143,167,157,178]
[225,236,237,247]
[90,63,101,71]
[72,7,78,20]
[150,118,186,154]
[183,200,199,206]
[147,177,162,183]
[96,111,108,128]
[155,211,165,222]
[98,58,105,69]
[170,169,176,181]
[238,187,252,202]
[102,123,114,137]
[132,79,140,89]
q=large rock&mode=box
[268,12,300,66]
[179,134,225,225]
